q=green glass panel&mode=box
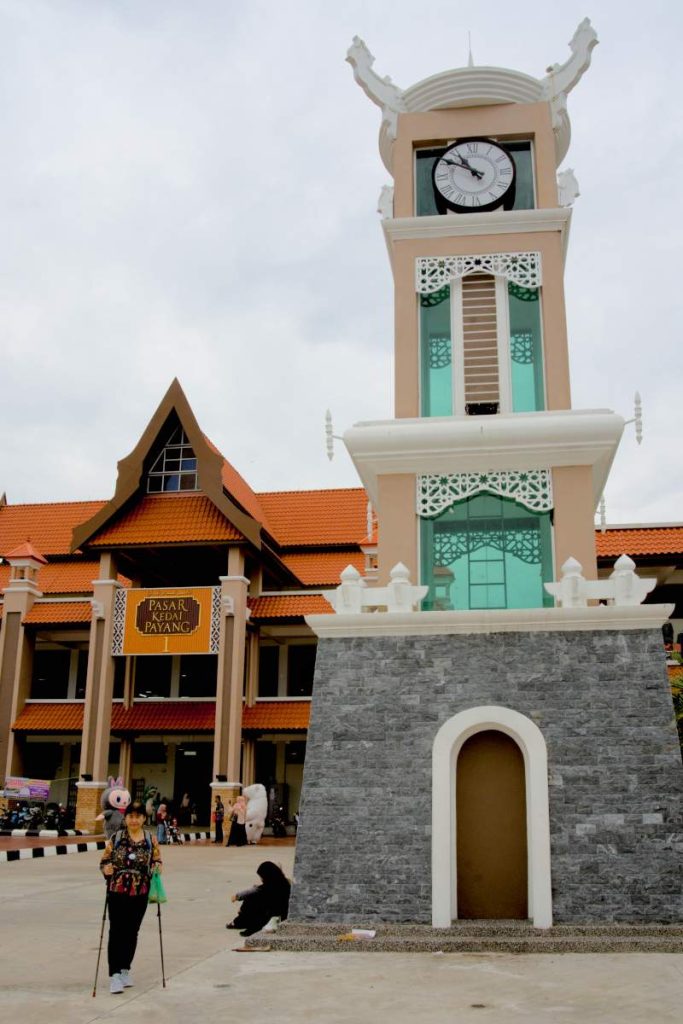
[415,142,535,216]
[420,493,553,610]
[508,285,545,412]
[420,286,452,416]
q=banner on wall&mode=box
[3,776,52,800]
[112,587,221,656]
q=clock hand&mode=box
[442,157,484,180]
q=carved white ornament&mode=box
[111,588,126,654]
[377,184,394,219]
[417,470,553,518]
[325,562,428,614]
[346,37,407,143]
[416,252,541,294]
[541,19,598,147]
[557,168,580,206]
[544,555,656,608]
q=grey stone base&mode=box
[246,920,683,954]
[290,628,683,924]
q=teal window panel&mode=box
[508,284,545,412]
[420,286,452,416]
[420,493,553,610]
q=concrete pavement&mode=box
[0,843,681,1024]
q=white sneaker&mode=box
[110,974,124,994]
[120,969,133,988]
[262,916,281,933]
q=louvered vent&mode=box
[462,273,499,414]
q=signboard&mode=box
[4,776,51,800]
[112,587,221,656]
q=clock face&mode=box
[432,138,516,213]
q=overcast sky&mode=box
[1,0,681,526]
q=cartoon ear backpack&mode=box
[97,776,131,839]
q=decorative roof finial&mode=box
[467,31,474,68]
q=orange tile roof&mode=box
[596,527,683,558]
[0,561,103,595]
[88,494,244,547]
[3,540,48,563]
[242,701,310,731]
[13,701,215,732]
[257,488,368,547]
[280,551,365,586]
[112,702,216,731]
[203,436,274,535]
[0,501,105,556]
[12,700,309,733]
[12,703,85,732]
[248,594,333,619]
[23,601,92,625]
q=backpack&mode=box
[113,828,152,854]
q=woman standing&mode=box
[99,801,162,995]
[213,796,225,844]
[155,802,169,845]
[227,794,247,847]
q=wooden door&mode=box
[456,729,528,919]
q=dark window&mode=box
[113,658,126,699]
[179,655,217,697]
[23,742,62,779]
[285,741,306,765]
[147,426,198,493]
[287,645,316,697]
[30,650,71,699]
[133,742,167,764]
[258,646,279,697]
[134,656,172,698]
[75,650,88,700]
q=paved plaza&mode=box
[0,843,681,1024]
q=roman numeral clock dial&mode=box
[432,138,516,214]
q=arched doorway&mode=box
[431,705,552,928]
[456,729,527,918]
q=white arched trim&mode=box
[432,705,552,929]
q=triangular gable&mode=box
[72,379,263,551]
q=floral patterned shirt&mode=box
[99,829,162,896]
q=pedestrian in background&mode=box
[155,803,169,845]
[213,796,225,844]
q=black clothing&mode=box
[227,820,247,846]
[230,871,290,936]
[107,892,148,975]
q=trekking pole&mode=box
[92,892,108,997]
[156,902,166,988]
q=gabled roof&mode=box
[88,494,244,547]
[258,488,368,547]
[72,379,264,552]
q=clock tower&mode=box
[286,23,681,936]
[344,20,621,611]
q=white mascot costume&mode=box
[242,783,268,844]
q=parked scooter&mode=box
[270,805,288,838]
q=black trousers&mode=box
[107,892,149,975]
[215,818,224,843]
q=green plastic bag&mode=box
[148,871,167,904]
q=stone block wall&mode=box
[289,628,683,923]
